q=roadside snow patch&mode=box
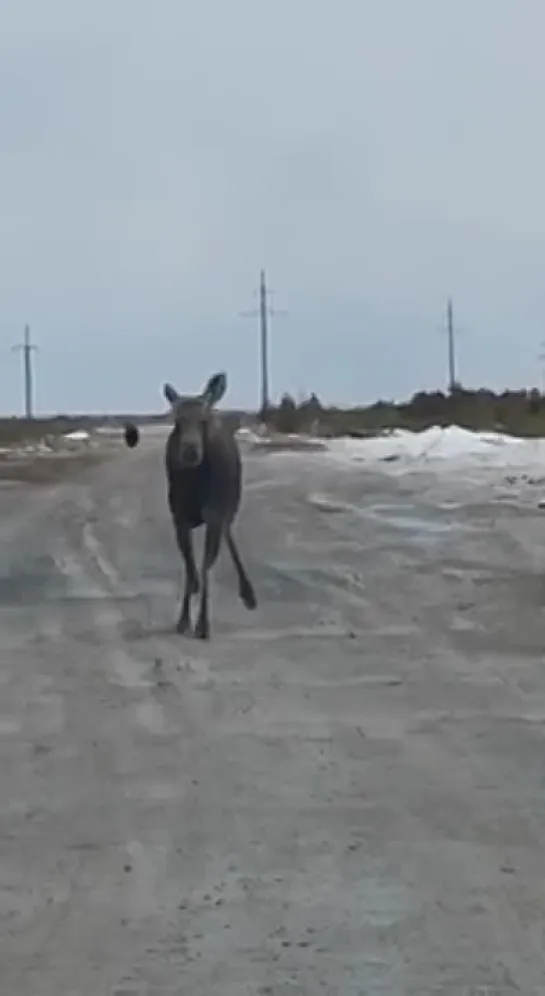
[63,430,90,442]
[325,425,528,469]
[235,426,262,444]
[314,425,545,493]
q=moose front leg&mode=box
[194,519,223,640]
[174,522,199,634]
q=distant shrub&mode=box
[261,383,545,439]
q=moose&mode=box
[123,372,257,640]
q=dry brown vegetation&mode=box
[0,417,117,486]
[0,416,94,446]
[0,451,110,486]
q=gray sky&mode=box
[0,1,544,413]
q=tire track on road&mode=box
[0,454,201,993]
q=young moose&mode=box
[124,372,257,640]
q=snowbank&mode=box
[326,426,511,462]
[324,425,545,473]
[238,423,545,498]
[235,426,262,444]
[63,430,90,442]
[236,426,327,451]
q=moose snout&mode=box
[181,442,201,467]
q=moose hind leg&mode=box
[225,528,257,610]
[175,523,199,634]
[194,521,223,640]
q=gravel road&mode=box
[2,427,545,994]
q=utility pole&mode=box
[240,270,286,422]
[538,340,545,394]
[446,298,457,393]
[258,270,269,420]
[12,324,38,418]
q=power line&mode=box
[240,269,287,421]
[11,324,38,418]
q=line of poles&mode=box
[10,288,532,420]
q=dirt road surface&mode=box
[2,426,545,994]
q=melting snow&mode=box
[324,425,543,470]
[63,430,90,442]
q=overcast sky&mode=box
[0,1,544,413]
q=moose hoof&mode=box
[194,617,210,640]
[240,582,257,610]
[176,615,191,635]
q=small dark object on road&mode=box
[124,423,139,448]
[123,371,257,640]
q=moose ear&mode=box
[202,371,227,407]
[163,383,180,405]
